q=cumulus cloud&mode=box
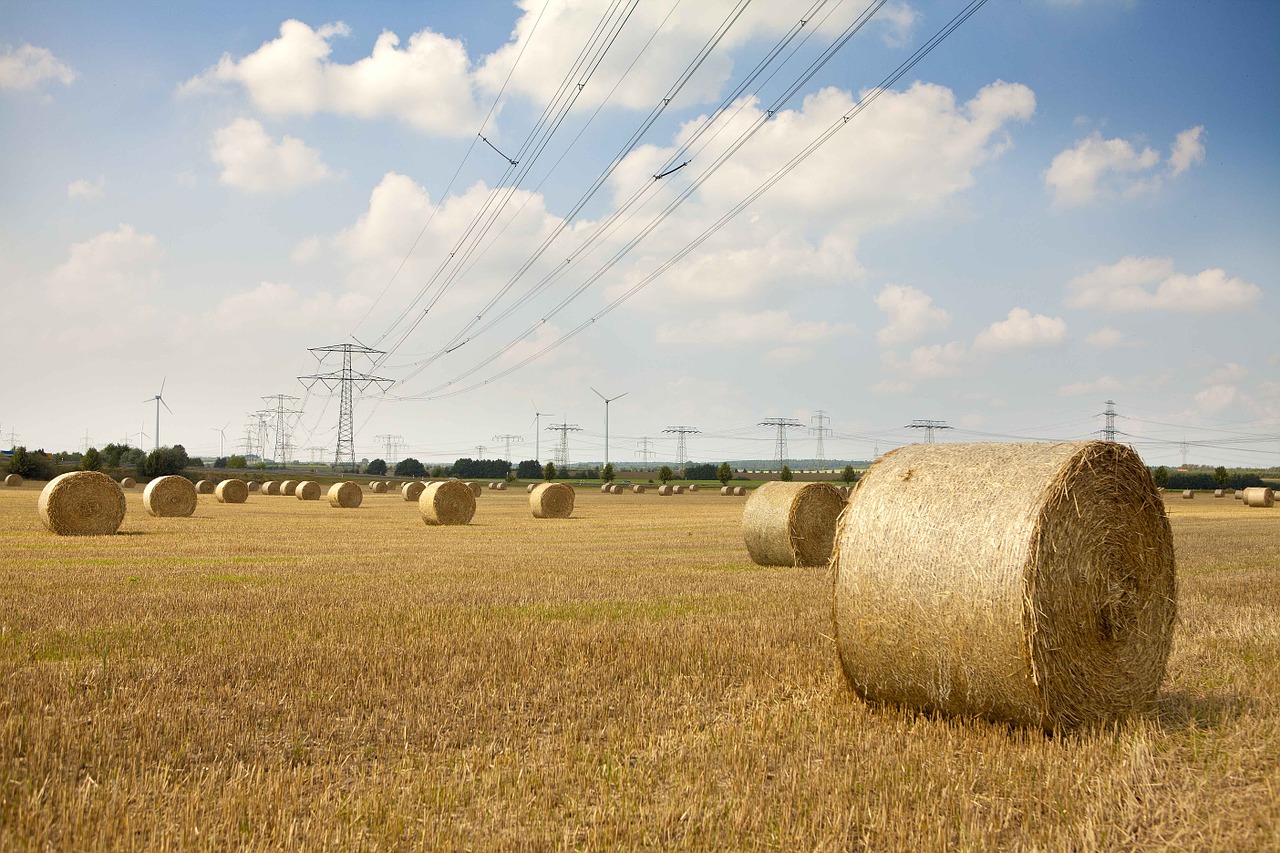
[68,177,105,199]
[1204,362,1247,385]
[883,341,966,380]
[972,307,1067,351]
[1084,326,1126,348]
[875,284,950,345]
[49,224,162,305]
[211,118,333,193]
[1066,256,1262,312]
[212,280,365,331]
[877,3,920,47]
[654,309,854,346]
[0,43,76,91]
[1045,125,1206,206]
[1057,375,1123,396]
[1194,384,1238,414]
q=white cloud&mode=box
[870,379,915,395]
[1066,256,1262,313]
[211,118,333,193]
[875,284,950,345]
[1204,362,1247,385]
[0,44,76,91]
[211,280,365,331]
[1057,375,1123,396]
[49,224,162,305]
[972,307,1067,351]
[1084,326,1126,348]
[883,341,966,380]
[1045,125,1206,206]
[654,309,854,346]
[68,177,105,199]
[1194,384,1238,414]
[763,346,813,366]
[877,3,920,47]
[180,20,483,135]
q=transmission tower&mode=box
[1095,400,1119,442]
[662,426,701,466]
[811,410,832,470]
[1180,441,1189,468]
[493,434,523,462]
[547,423,581,469]
[262,394,301,468]
[306,446,327,465]
[376,433,404,464]
[759,418,804,471]
[475,445,487,458]
[299,342,393,472]
[905,419,953,444]
[636,436,654,465]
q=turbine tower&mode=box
[592,387,628,469]
[142,377,172,452]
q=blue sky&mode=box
[2,0,1276,469]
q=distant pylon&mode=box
[376,433,404,465]
[759,418,804,471]
[493,434,523,462]
[547,423,581,469]
[262,394,301,468]
[299,342,393,472]
[1095,400,1119,442]
[662,426,700,466]
[811,410,832,470]
[905,419,952,444]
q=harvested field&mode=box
[0,487,1276,849]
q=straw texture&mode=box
[261,481,280,495]
[402,481,426,501]
[632,485,646,494]
[721,486,732,496]
[40,471,127,535]
[247,481,261,492]
[193,479,213,494]
[328,482,363,509]
[143,475,197,518]
[832,440,1177,729]
[733,486,746,496]
[371,482,387,494]
[120,477,136,488]
[281,480,299,496]
[5,474,22,487]
[466,482,482,497]
[530,483,574,519]
[215,479,248,504]
[1243,487,1275,508]
[742,481,845,567]
[295,481,321,501]
[419,480,476,525]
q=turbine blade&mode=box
[162,399,173,414]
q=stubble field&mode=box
[1,483,1277,850]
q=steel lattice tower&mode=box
[262,394,301,468]
[905,419,952,444]
[547,423,581,469]
[299,342,393,472]
[662,426,700,466]
[1096,400,1119,442]
[811,410,832,470]
[493,434,523,463]
[759,418,803,471]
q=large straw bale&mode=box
[402,481,426,501]
[280,480,298,496]
[742,481,845,567]
[530,482,574,518]
[261,481,280,495]
[40,471,127,535]
[195,479,214,494]
[632,485,646,494]
[657,484,674,496]
[120,477,136,488]
[215,479,248,504]
[1243,487,1275,508]
[247,481,261,492]
[328,481,363,508]
[466,481,483,497]
[143,475,197,518]
[419,480,476,525]
[5,474,22,487]
[1182,489,1194,499]
[295,481,321,501]
[833,440,1176,729]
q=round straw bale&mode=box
[530,482,574,519]
[1243,487,1275,508]
[39,471,127,535]
[215,479,248,504]
[195,479,214,494]
[1182,489,1194,499]
[733,486,747,496]
[1213,489,1224,498]
[495,482,507,491]
[296,481,321,501]
[368,480,379,488]
[328,481,363,508]
[402,481,426,501]
[280,480,298,496]
[632,485,646,494]
[247,481,261,492]
[689,484,700,492]
[466,481,482,497]
[742,481,845,567]
[142,475,197,518]
[612,484,625,494]
[675,485,688,494]
[658,484,673,496]
[120,477,136,488]
[371,481,387,494]
[721,486,732,496]
[1234,490,1243,500]
[419,480,476,525]
[600,484,612,493]
[527,483,537,492]
[261,480,280,495]
[832,440,1176,729]
[5,473,22,487]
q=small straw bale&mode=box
[215,479,248,504]
[328,481,363,508]
[1214,489,1224,497]
[143,475,197,518]
[720,486,732,496]
[600,484,612,493]
[1243,487,1275,508]
[733,486,747,496]
[742,481,845,567]
[371,482,387,494]
[530,482,575,519]
[673,485,686,494]
[120,477,136,488]
[1182,489,1194,499]
[195,479,214,494]
[466,482,483,497]
[495,482,507,491]
[1235,490,1244,500]
[419,480,476,525]
[368,480,379,488]
[832,440,1176,729]
[247,481,261,492]
[261,481,280,495]
[632,485,646,494]
[295,481,321,501]
[39,471,127,535]
[402,481,426,501]
[658,484,674,496]
[5,474,22,487]
[689,484,700,492]
[280,480,298,496]
[611,484,625,494]
[527,483,537,492]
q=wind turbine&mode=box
[531,400,548,463]
[142,377,172,452]
[210,422,229,458]
[591,387,628,470]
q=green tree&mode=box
[779,464,793,482]
[1213,466,1229,488]
[517,459,541,479]
[716,462,732,486]
[1153,466,1169,488]
[543,462,557,481]
[8,446,57,480]
[394,458,427,478]
[139,445,190,478]
[367,458,388,476]
[684,462,717,480]
[841,465,857,484]
[227,455,247,469]
[601,463,615,483]
[101,443,130,468]
[81,447,102,471]
[658,465,673,484]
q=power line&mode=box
[759,418,804,470]
[905,419,953,444]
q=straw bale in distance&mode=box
[261,481,280,495]
[466,482,482,497]
[402,481,425,501]
[1243,487,1275,508]
[1182,489,1194,499]
[742,481,845,567]
[5,474,22,487]
[280,480,299,496]
[530,482,574,519]
[1235,490,1243,500]
[419,480,476,525]
[720,486,732,496]
[247,481,261,492]
[689,484,700,492]
[1214,489,1224,497]
[215,479,249,504]
[495,482,507,491]
[370,482,387,494]
[733,486,747,496]
[39,471,127,535]
[632,485,645,494]
[120,477,136,488]
[673,485,686,494]
[600,484,612,493]
[657,485,673,496]
[611,484,625,494]
[527,483,537,492]
[143,475,198,518]
[832,440,1176,729]
[295,481,321,501]
[194,479,214,494]
[328,481,363,508]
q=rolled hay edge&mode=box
[530,482,574,519]
[143,475,198,518]
[295,480,321,501]
[420,480,476,525]
[214,479,249,504]
[328,481,363,509]
[40,471,127,535]
[741,481,845,568]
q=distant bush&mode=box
[684,463,717,480]
[81,447,103,472]
[138,445,190,478]
[395,458,427,478]
[367,458,388,476]
[452,458,509,479]
[6,446,58,480]
[516,459,541,479]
